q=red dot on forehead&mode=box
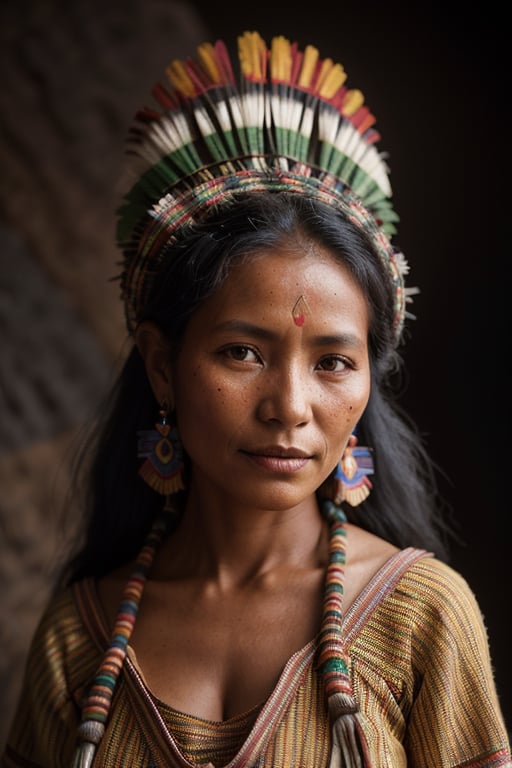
[292,295,310,326]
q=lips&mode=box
[244,446,311,459]
[241,446,312,473]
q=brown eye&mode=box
[224,345,260,363]
[317,355,348,373]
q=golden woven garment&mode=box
[2,549,511,767]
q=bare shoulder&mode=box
[342,523,400,612]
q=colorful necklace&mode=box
[72,500,366,767]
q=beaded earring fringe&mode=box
[334,435,374,507]
[137,405,185,496]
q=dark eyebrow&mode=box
[214,320,366,350]
[215,320,276,341]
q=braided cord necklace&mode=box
[319,500,369,766]
[71,501,366,767]
[72,512,171,768]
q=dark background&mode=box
[1,0,508,743]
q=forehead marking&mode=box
[292,295,311,327]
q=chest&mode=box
[127,576,325,721]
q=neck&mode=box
[153,488,327,588]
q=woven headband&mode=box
[117,31,414,343]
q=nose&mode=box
[256,365,313,427]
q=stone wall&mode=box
[0,0,208,747]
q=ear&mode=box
[135,321,174,406]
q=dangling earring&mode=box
[333,434,374,507]
[137,400,185,496]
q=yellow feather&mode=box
[318,62,347,99]
[298,45,319,89]
[197,42,221,84]
[237,32,252,76]
[342,88,365,115]
[166,60,196,98]
[238,31,266,79]
[271,36,292,81]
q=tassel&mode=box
[71,721,105,768]
[327,693,369,768]
[71,742,97,768]
[329,716,364,768]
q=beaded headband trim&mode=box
[117,31,414,343]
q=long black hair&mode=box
[63,191,453,583]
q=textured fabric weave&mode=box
[158,700,261,765]
[2,549,510,767]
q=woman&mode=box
[2,30,510,768]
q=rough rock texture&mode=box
[0,0,208,747]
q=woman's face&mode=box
[169,241,371,512]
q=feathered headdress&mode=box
[117,31,414,344]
